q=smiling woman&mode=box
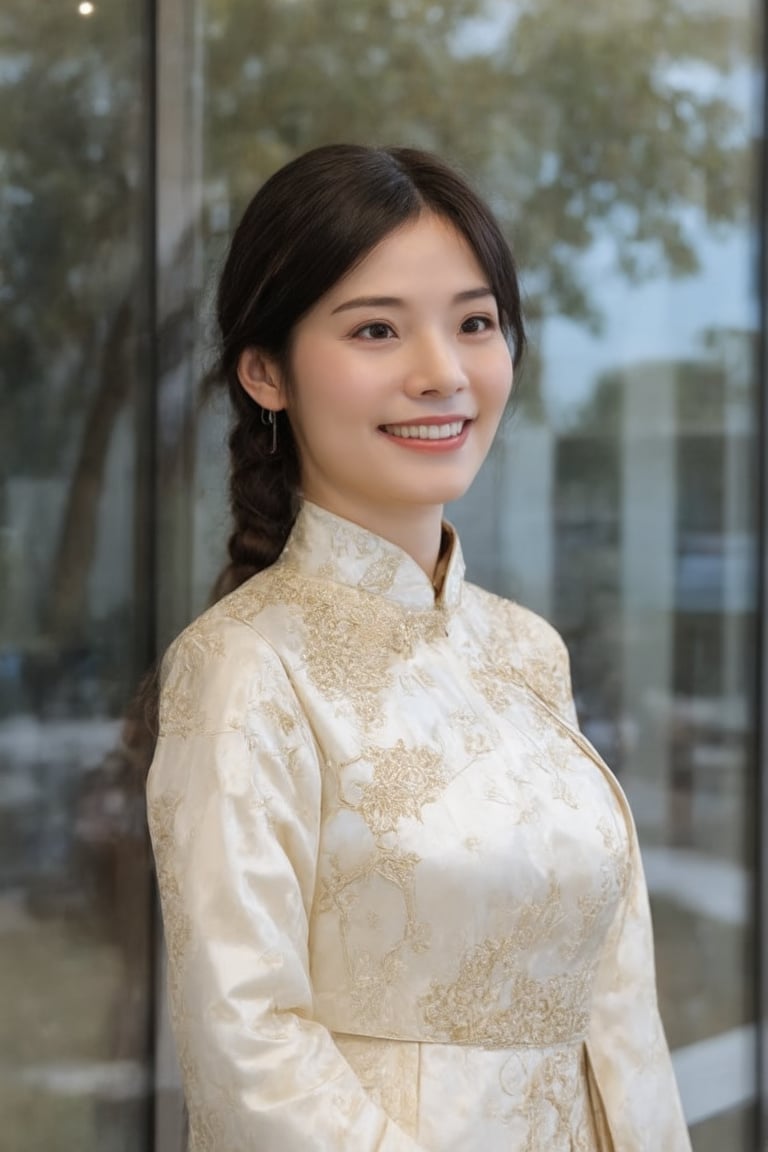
[237,211,513,575]
[207,145,524,593]
[146,144,691,1152]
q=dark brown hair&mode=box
[213,143,525,598]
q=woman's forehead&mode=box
[320,213,489,306]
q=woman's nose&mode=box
[403,334,469,397]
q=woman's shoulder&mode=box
[462,582,577,724]
[162,579,273,664]
[162,560,296,662]
[463,581,569,659]
[156,575,297,733]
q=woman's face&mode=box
[270,212,513,527]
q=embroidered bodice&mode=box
[148,501,690,1152]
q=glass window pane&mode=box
[166,1,764,1146]
[0,3,154,1149]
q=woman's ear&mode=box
[236,348,288,411]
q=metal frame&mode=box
[757,2,768,1146]
[152,0,204,1147]
[139,2,160,1146]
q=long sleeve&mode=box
[147,616,424,1152]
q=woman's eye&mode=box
[460,315,494,334]
[353,322,396,340]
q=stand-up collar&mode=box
[278,502,464,612]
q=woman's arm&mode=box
[148,616,424,1152]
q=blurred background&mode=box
[0,0,766,1148]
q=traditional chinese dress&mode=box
[147,501,691,1152]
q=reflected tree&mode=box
[204,0,751,322]
[0,0,754,651]
[0,2,147,654]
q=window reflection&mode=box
[1,0,758,1147]
[192,2,762,1147]
[0,1,153,1149]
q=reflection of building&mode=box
[458,339,756,856]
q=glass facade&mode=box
[1,1,765,1149]
[0,1,155,1149]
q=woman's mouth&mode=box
[381,420,467,441]
[378,419,472,452]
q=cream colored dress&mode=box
[147,501,691,1152]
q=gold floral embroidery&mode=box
[418,883,594,1048]
[221,567,447,726]
[550,772,579,810]
[597,814,631,900]
[316,740,454,1025]
[495,1045,597,1152]
[341,741,446,836]
[464,590,577,730]
[447,708,497,760]
[420,957,592,1049]
[158,625,227,738]
[282,502,464,608]
[482,775,541,825]
[318,840,432,1026]
[358,554,402,595]
[147,786,192,960]
[260,698,302,736]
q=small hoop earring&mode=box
[261,407,278,455]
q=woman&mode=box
[147,144,691,1151]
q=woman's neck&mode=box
[303,495,445,582]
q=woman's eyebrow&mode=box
[331,295,402,314]
[331,286,494,315]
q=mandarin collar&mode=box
[278,501,464,612]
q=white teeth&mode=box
[384,420,465,441]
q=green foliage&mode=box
[1,0,752,463]
[202,0,751,325]
[0,1,146,474]
[0,0,755,637]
